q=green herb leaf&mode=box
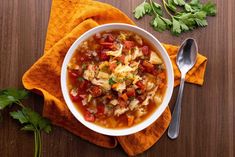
[173,0,185,6]
[202,2,216,16]
[134,0,217,36]
[0,89,28,110]
[152,2,163,16]
[10,110,29,124]
[82,63,87,70]
[108,78,116,85]
[151,16,167,32]
[194,11,208,26]
[78,77,84,82]
[10,107,51,133]
[167,0,177,12]
[172,18,181,35]
[133,2,152,19]
[136,89,142,94]
[21,124,35,131]
[184,3,193,12]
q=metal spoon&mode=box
[167,38,198,139]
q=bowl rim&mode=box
[61,23,174,136]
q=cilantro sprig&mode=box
[133,0,217,35]
[0,89,51,157]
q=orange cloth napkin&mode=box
[22,0,207,156]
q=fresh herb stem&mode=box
[38,130,42,157]
[162,0,174,17]
[16,100,25,108]
[34,131,38,157]
[149,0,158,16]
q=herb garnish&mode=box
[108,77,116,85]
[78,77,85,82]
[0,89,51,157]
[133,0,216,35]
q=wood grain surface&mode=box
[0,0,234,156]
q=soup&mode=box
[66,30,167,128]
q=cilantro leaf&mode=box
[133,2,152,19]
[190,0,200,5]
[0,89,28,110]
[10,107,51,133]
[167,0,177,12]
[195,18,208,26]
[108,77,116,85]
[21,124,35,131]
[82,63,87,70]
[202,2,216,16]
[152,2,163,16]
[184,3,193,12]
[10,110,29,124]
[78,77,84,82]
[173,0,185,6]
[172,18,182,35]
[151,15,172,32]
[133,0,217,35]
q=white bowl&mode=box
[61,23,174,136]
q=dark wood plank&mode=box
[0,0,234,157]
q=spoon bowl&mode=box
[177,38,198,74]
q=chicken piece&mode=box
[129,99,139,111]
[114,106,129,117]
[91,79,111,91]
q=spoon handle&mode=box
[168,73,186,139]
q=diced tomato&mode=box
[116,55,125,64]
[79,54,92,62]
[124,41,135,49]
[70,89,80,102]
[118,99,127,107]
[142,46,149,56]
[100,50,110,61]
[97,104,105,114]
[89,86,102,97]
[138,64,145,73]
[68,70,79,80]
[152,69,159,76]
[100,42,113,46]
[84,111,95,122]
[142,60,154,72]
[136,81,146,92]
[107,34,114,42]
[100,42,114,49]
[109,62,117,71]
[126,88,136,97]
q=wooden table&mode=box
[0,0,234,156]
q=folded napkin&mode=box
[22,0,207,156]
